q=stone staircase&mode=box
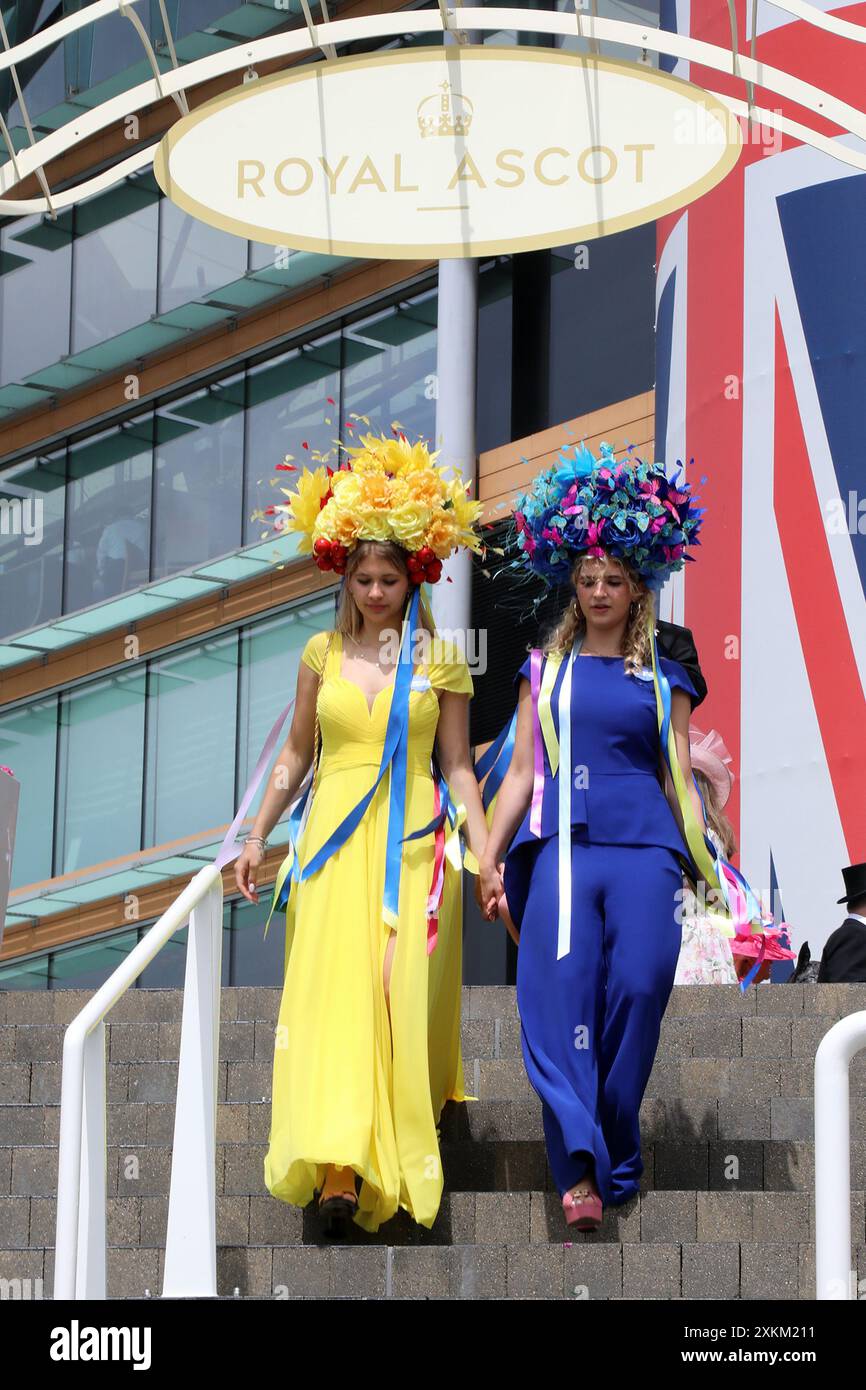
[2,982,866,1300]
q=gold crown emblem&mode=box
[416,80,473,138]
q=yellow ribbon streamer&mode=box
[646,615,738,939]
[538,650,564,774]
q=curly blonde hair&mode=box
[542,551,654,676]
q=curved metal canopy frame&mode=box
[0,0,864,218]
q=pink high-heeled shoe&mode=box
[562,1184,603,1231]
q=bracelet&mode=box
[246,834,268,851]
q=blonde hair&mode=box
[542,551,654,676]
[310,540,437,789]
[692,768,737,859]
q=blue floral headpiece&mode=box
[509,440,705,593]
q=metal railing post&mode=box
[814,1010,866,1299]
[163,875,224,1297]
[54,863,222,1300]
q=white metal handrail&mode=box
[54,862,224,1299]
[814,1010,866,1299]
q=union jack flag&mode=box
[655,0,866,961]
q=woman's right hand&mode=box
[235,842,264,904]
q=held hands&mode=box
[477,858,505,922]
[235,841,264,904]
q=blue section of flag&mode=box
[778,173,866,599]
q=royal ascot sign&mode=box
[153,46,742,258]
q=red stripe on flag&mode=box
[679,164,745,845]
[773,306,866,859]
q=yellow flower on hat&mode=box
[426,513,460,558]
[329,507,361,548]
[360,472,392,511]
[407,469,446,509]
[388,476,410,509]
[354,506,392,542]
[347,451,387,476]
[282,466,332,552]
[273,428,483,579]
[389,500,431,550]
[345,432,440,479]
[445,478,484,549]
[330,471,364,508]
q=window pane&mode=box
[0,954,50,990]
[66,417,153,614]
[2,34,65,133]
[71,198,159,354]
[228,895,285,986]
[56,668,147,874]
[159,199,248,315]
[243,333,340,545]
[343,288,437,446]
[237,595,335,796]
[49,930,140,989]
[0,213,71,387]
[144,631,239,847]
[0,695,58,889]
[0,452,66,639]
[88,6,155,88]
[153,375,245,578]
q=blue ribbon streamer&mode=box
[278,587,421,917]
[383,588,419,924]
[475,710,514,782]
[479,709,518,812]
[403,770,461,844]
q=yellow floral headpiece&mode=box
[276,430,484,583]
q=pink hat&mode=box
[689,727,734,808]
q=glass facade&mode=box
[0,590,335,891]
[0,2,662,989]
[0,2,345,149]
[0,175,359,420]
[0,282,442,641]
[0,237,657,644]
[0,893,286,991]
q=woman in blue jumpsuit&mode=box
[478,446,712,1230]
[505,639,696,1214]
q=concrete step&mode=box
[2,1047,863,1108]
[0,1091,842,1148]
[1,1015,858,1069]
[2,982,866,1028]
[5,985,866,1300]
[5,1184,864,1250]
[5,1225,865,1299]
[4,1125,862,1199]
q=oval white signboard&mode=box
[154,46,742,257]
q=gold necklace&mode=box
[347,633,388,666]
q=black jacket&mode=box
[817,918,866,983]
[654,619,707,709]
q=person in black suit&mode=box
[817,863,866,983]
[654,619,707,709]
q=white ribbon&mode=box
[556,644,577,959]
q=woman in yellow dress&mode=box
[234,431,494,1235]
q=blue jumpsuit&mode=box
[502,649,698,1208]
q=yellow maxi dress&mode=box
[263,627,474,1232]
